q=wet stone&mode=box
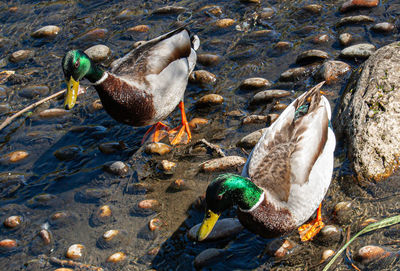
[91,99,103,111]
[274,41,292,50]
[340,43,376,58]
[189,218,244,241]
[149,218,163,231]
[315,60,351,84]
[273,102,288,111]
[0,173,25,198]
[80,28,108,41]
[265,239,295,258]
[19,85,49,99]
[259,8,274,19]
[54,145,82,161]
[371,22,395,33]
[354,245,389,265]
[103,161,129,176]
[251,89,291,104]
[38,229,52,245]
[321,249,335,263]
[240,0,260,3]
[312,34,330,44]
[99,141,126,154]
[340,0,379,13]
[127,25,150,32]
[125,183,152,195]
[31,25,60,38]
[333,201,353,225]
[316,225,342,245]
[194,248,224,269]
[159,160,176,174]
[339,33,352,46]
[2,151,29,163]
[0,239,17,250]
[296,49,329,65]
[197,54,221,66]
[75,188,111,203]
[337,15,374,27]
[196,94,223,107]
[4,215,22,228]
[106,252,126,263]
[9,49,34,62]
[90,205,113,227]
[189,118,208,130]
[240,77,271,90]
[303,4,322,14]
[189,70,217,85]
[84,45,111,62]
[238,128,267,148]
[49,211,76,229]
[0,103,10,114]
[27,193,57,208]
[242,115,268,125]
[66,244,85,260]
[280,65,320,81]
[153,6,187,14]
[167,179,188,192]
[39,108,69,119]
[201,156,246,172]
[214,18,235,28]
[132,199,159,217]
[145,142,172,155]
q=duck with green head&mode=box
[62,27,199,145]
[197,82,336,242]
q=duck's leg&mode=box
[298,203,325,242]
[141,122,170,144]
[169,101,191,145]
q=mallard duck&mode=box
[197,81,336,242]
[62,27,200,145]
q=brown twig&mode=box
[345,226,362,271]
[42,255,104,271]
[198,138,225,157]
[0,89,66,131]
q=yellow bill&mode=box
[64,76,79,110]
[197,210,220,241]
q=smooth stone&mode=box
[196,94,223,107]
[153,6,186,15]
[54,145,81,161]
[102,230,120,241]
[337,15,374,27]
[3,151,29,163]
[189,70,217,85]
[340,0,379,13]
[354,245,389,265]
[19,85,49,99]
[280,64,320,81]
[39,108,69,119]
[197,54,221,66]
[28,194,57,207]
[214,18,235,28]
[296,49,329,64]
[66,244,85,260]
[90,205,113,227]
[189,118,208,129]
[125,183,152,195]
[265,239,295,257]
[149,218,163,231]
[199,5,223,16]
[339,33,352,46]
[4,215,22,228]
[240,77,271,90]
[274,41,292,50]
[189,218,244,241]
[316,225,341,245]
[312,34,330,44]
[251,89,291,104]
[103,161,129,176]
[99,142,126,154]
[127,25,150,32]
[31,25,60,38]
[116,9,136,20]
[194,248,224,269]
[340,43,376,58]
[237,128,267,148]
[49,211,76,229]
[39,229,52,245]
[303,4,322,14]
[201,156,246,172]
[84,45,111,62]
[333,201,353,224]
[9,50,34,62]
[321,249,335,263]
[371,22,395,33]
[138,199,159,209]
[167,179,188,192]
[159,160,176,174]
[273,103,287,111]
[315,60,351,84]
[106,252,126,263]
[55,268,73,271]
[242,115,268,125]
[145,143,172,155]
[80,28,108,40]
[0,239,17,249]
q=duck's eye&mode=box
[74,60,80,69]
[217,194,223,200]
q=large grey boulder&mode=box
[334,41,400,183]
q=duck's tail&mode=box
[293,81,325,120]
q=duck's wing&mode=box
[242,82,329,203]
[111,27,196,82]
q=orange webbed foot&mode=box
[298,203,325,242]
[141,122,170,144]
[168,101,192,145]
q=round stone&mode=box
[371,22,395,33]
[194,248,224,269]
[138,199,159,209]
[201,156,246,172]
[66,244,85,260]
[303,4,322,14]
[189,118,208,129]
[237,128,267,148]
[189,70,217,85]
[159,160,176,173]
[4,215,22,228]
[3,151,29,163]
[0,239,17,249]
[9,50,34,62]
[296,49,329,64]
[103,230,120,241]
[99,142,126,154]
[54,145,81,161]
[145,143,172,155]
[337,15,374,27]
[39,229,52,245]
[84,45,111,62]
[321,249,335,263]
[354,245,387,265]
[240,77,271,90]
[31,25,60,38]
[103,161,129,176]
[19,85,49,99]
[196,94,223,107]
[39,108,69,119]
[80,28,108,40]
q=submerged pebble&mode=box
[98,229,127,249]
[39,108,69,119]
[316,225,341,245]
[9,50,34,62]
[312,34,330,44]
[240,77,271,90]
[333,201,353,224]
[54,145,82,161]
[189,218,244,241]
[321,249,335,263]
[145,143,172,155]
[90,205,113,227]
[66,244,85,260]
[189,70,217,85]
[242,115,268,125]
[303,4,322,14]
[84,44,111,62]
[214,18,235,28]
[31,25,60,38]
[339,33,352,46]
[194,248,224,269]
[201,156,246,172]
[197,54,221,66]
[153,6,187,14]
[19,85,49,99]
[4,215,22,228]
[189,118,208,129]
[167,179,188,192]
[38,229,52,245]
[106,252,126,263]
[159,160,176,174]
[138,199,159,209]
[354,245,390,265]
[2,151,29,163]
[75,188,111,203]
[80,28,108,40]
[251,89,291,104]
[103,161,129,176]
[238,128,267,148]
[99,142,126,154]
[127,25,150,32]
[280,65,319,81]
[340,0,379,12]
[296,49,329,64]
[340,43,376,58]
[149,218,163,231]
[0,239,17,250]
[196,94,223,107]
[371,22,395,33]
[337,15,374,27]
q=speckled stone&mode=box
[84,45,111,62]
[371,22,395,33]
[189,70,217,85]
[340,43,376,58]
[214,18,235,28]
[31,25,60,38]
[196,94,223,106]
[240,77,271,90]
[337,15,374,27]
[251,89,291,104]
[103,161,129,176]
[9,50,34,63]
[201,156,246,172]
[339,33,353,46]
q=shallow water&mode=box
[0,0,399,270]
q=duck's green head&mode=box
[62,50,93,110]
[197,173,263,241]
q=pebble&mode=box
[200,5,222,16]
[189,70,217,85]
[340,0,379,13]
[91,99,103,111]
[127,25,150,32]
[267,239,295,258]
[251,89,291,104]
[280,65,320,81]
[149,218,163,231]
[145,143,172,155]
[39,229,51,245]
[138,199,159,209]
[315,60,351,84]
[273,102,287,111]
[237,128,267,148]
[316,225,341,245]
[103,161,129,176]
[240,77,271,90]
[3,151,29,163]
[103,230,120,241]
[66,244,85,260]
[339,33,352,46]
[9,49,34,62]
[196,94,223,107]
[98,229,127,249]
[333,201,353,224]
[90,205,113,227]
[54,145,82,161]
[125,183,152,195]
[0,239,17,249]
[80,28,108,40]
[303,4,322,14]
[159,160,176,174]
[189,118,208,129]
[153,6,187,14]
[31,25,60,38]
[99,142,126,154]
[116,9,135,20]
[274,41,292,50]
[189,218,244,241]
[4,215,22,228]
[312,34,330,44]
[320,249,335,263]
[214,18,235,28]
[296,49,329,64]
[194,248,224,269]
[242,115,268,125]
[201,156,246,172]
[337,15,374,27]
[106,252,126,263]
[19,85,49,99]
[27,193,57,207]
[39,108,69,119]
[340,43,376,58]
[354,245,389,265]
[167,179,188,192]
[84,45,111,62]
[371,22,395,33]
[259,8,274,19]
[197,54,221,66]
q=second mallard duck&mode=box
[62,27,199,145]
